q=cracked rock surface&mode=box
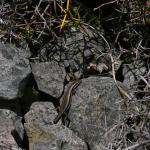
[0,109,22,150]
[31,62,66,98]
[24,102,88,150]
[0,43,31,100]
[68,77,128,149]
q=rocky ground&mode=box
[0,0,150,150]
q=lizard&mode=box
[53,80,81,124]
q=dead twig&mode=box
[93,0,118,11]
[104,123,123,138]
[124,140,150,150]
[110,54,133,100]
[140,75,150,90]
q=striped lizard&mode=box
[53,80,81,124]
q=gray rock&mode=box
[123,62,146,92]
[31,61,66,98]
[24,102,88,150]
[16,41,31,59]
[68,77,127,149]
[0,109,21,150]
[24,102,57,126]
[0,43,31,100]
[13,117,25,148]
[39,28,107,77]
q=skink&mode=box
[53,80,81,124]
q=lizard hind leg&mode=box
[62,111,71,126]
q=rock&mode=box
[39,27,107,78]
[24,102,57,126]
[123,62,146,93]
[24,102,88,150]
[12,117,26,148]
[0,109,21,150]
[31,61,66,98]
[0,99,26,149]
[15,40,31,59]
[68,77,128,149]
[0,43,31,100]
